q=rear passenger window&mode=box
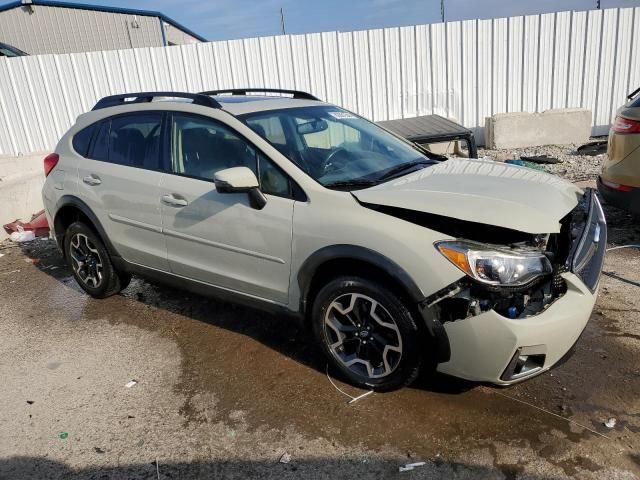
[89,121,110,162]
[72,124,95,157]
[108,113,163,169]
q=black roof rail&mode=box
[200,88,321,101]
[627,86,640,101]
[92,92,222,111]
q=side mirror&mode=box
[213,166,267,210]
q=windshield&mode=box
[240,105,436,189]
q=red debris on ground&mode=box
[3,210,50,238]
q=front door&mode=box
[160,112,295,304]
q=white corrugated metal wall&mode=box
[1,7,638,156]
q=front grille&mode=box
[552,265,568,295]
[566,189,607,292]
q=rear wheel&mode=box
[64,222,130,298]
[311,276,425,392]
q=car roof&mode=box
[212,95,325,116]
[82,91,328,123]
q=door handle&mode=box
[161,194,188,207]
[83,174,101,186]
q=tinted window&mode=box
[258,156,290,197]
[108,113,163,168]
[171,113,297,198]
[89,121,110,162]
[72,124,95,157]
[171,114,258,180]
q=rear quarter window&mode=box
[72,124,96,157]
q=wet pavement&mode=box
[0,199,639,479]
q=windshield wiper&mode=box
[376,159,438,182]
[323,179,379,190]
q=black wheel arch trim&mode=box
[298,245,423,305]
[297,244,450,362]
[53,195,121,259]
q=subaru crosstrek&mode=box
[42,89,606,391]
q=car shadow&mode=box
[0,455,549,480]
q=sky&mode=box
[74,0,640,41]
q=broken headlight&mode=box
[436,241,553,287]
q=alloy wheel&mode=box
[69,233,104,288]
[324,293,403,379]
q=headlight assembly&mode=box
[436,241,553,287]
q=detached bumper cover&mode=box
[436,273,595,384]
[436,190,606,385]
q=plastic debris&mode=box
[399,462,426,472]
[0,269,20,276]
[577,141,607,156]
[521,154,561,165]
[279,453,292,464]
[125,380,138,388]
[3,210,50,239]
[10,230,36,243]
[505,159,546,171]
[58,432,68,440]
[348,390,374,404]
[0,253,4,258]
[326,364,374,405]
[604,418,616,429]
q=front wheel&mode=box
[311,276,426,392]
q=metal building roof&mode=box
[0,0,207,41]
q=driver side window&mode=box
[171,114,258,180]
[170,113,295,198]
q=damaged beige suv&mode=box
[42,89,606,391]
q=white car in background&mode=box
[42,89,606,391]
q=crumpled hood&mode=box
[352,158,583,234]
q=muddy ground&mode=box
[1,187,639,479]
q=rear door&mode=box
[76,111,169,271]
[160,112,295,304]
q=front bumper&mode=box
[436,273,595,384]
[436,190,607,385]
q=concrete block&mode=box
[0,153,47,240]
[485,109,592,149]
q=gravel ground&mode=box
[478,138,608,182]
[1,152,639,479]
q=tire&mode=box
[311,276,425,392]
[64,221,127,299]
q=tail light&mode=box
[44,153,59,177]
[612,116,640,134]
[601,179,633,192]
